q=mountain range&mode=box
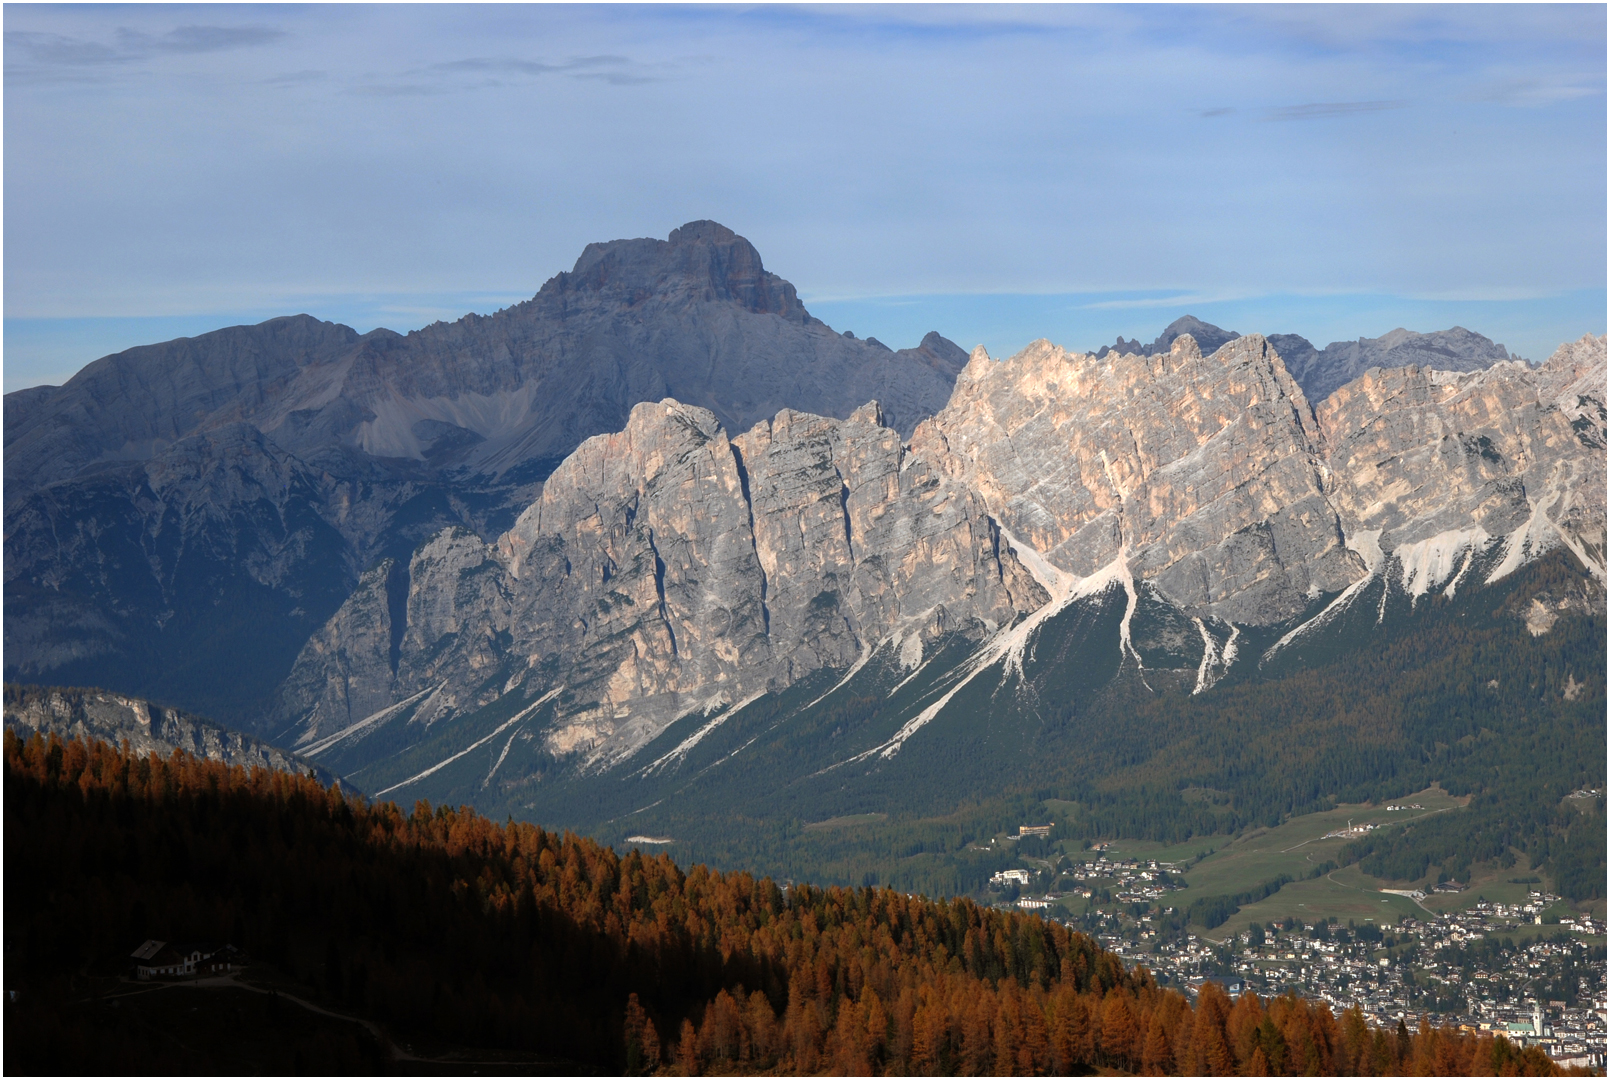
[4,222,965,725]
[3,221,1603,891]
[1096,315,1520,403]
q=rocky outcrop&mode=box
[1534,333,1608,445]
[3,684,331,781]
[1270,326,1515,405]
[277,400,1046,764]
[919,331,1603,628]
[5,221,963,496]
[1095,315,1241,361]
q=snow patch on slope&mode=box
[1193,618,1222,695]
[1394,528,1489,602]
[1486,461,1602,585]
[798,641,876,714]
[1262,531,1383,665]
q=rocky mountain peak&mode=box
[910,331,971,379]
[1535,333,1608,448]
[550,220,810,324]
[919,331,1347,625]
[1094,315,1240,360]
[667,219,741,246]
[1101,318,1522,405]
[1156,315,1240,355]
[3,224,973,723]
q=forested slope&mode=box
[4,732,1573,1075]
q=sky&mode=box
[4,3,1605,390]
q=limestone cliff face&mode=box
[4,222,968,725]
[1318,335,1607,582]
[279,400,1045,763]
[917,331,1604,628]
[917,334,1358,625]
[1091,317,1517,405]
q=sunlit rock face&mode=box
[277,399,1046,763]
[1317,339,1607,583]
[920,332,1604,627]
[918,334,1360,626]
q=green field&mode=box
[1084,786,1610,938]
[1054,786,1490,935]
[1172,786,1460,895]
[1201,865,1428,940]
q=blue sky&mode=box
[5,4,1604,390]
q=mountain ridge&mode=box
[271,330,1605,805]
[2,683,333,783]
[1094,315,1519,404]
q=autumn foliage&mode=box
[5,731,1572,1075]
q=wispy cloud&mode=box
[1263,100,1408,121]
[1199,107,1235,118]
[1404,287,1558,303]
[346,82,447,98]
[433,55,631,76]
[5,30,126,66]
[6,24,287,85]
[1080,292,1257,311]
[265,70,326,87]
[572,71,661,86]
[116,26,286,55]
[352,53,663,95]
[1471,77,1602,108]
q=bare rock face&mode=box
[918,334,1358,625]
[1534,333,1608,444]
[3,684,330,781]
[1092,316,1518,406]
[1094,315,1242,361]
[270,559,404,746]
[277,399,1046,764]
[919,331,1604,629]
[1319,335,1608,583]
[5,221,961,495]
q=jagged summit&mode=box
[1097,316,1519,404]
[1095,315,1241,360]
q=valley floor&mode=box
[975,789,1608,1072]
